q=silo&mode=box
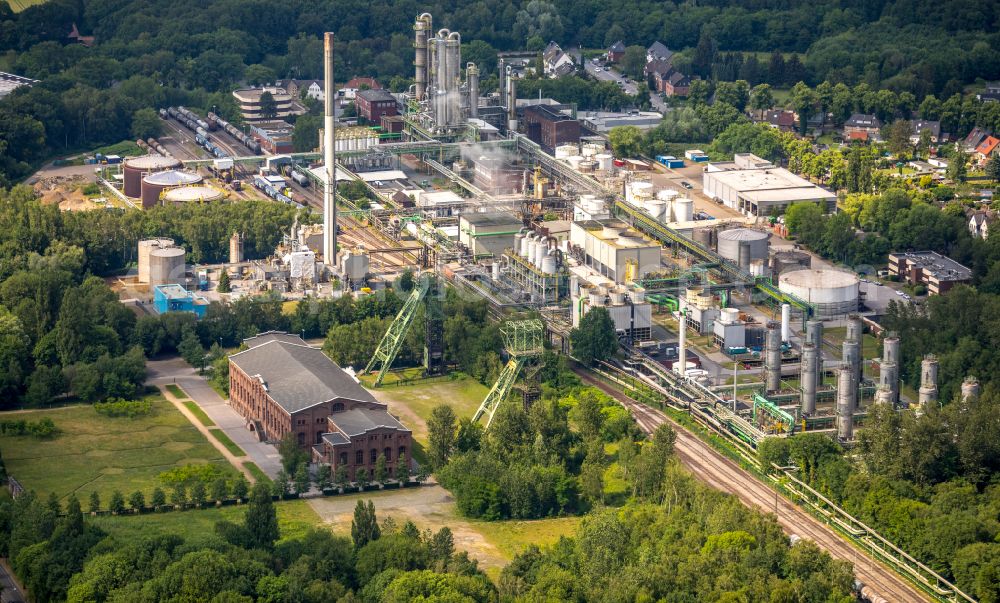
[770,250,812,277]
[717,228,769,263]
[229,232,244,264]
[123,155,182,198]
[148,246,186,286]
[645,198,667,222]
[541,251,557,274]
[138,238,175,284]
[595,154,613,171]
[141,170,202,208]
[778,270,859,318]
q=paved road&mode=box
[0,560,25,603]
[583,61,639,95]
[577,370,930,602]
[146,358,283,478]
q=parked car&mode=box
[681,181,693,189]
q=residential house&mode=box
[974,135,999,166]
[67,23,94,47]
[339,77,382,103]
[759,110,796,132]
[887,251,972,295]
[969,211,995,240]
[543,42,576,78]
[275,79,324,101]
[843,114,882,140]
[977,81,1000,103]
[607,40,626,63]
[963,126,992,153]
[909,120,941,145]
[228,331,412,482]
[662,70,691,97]
[647,41,672,63]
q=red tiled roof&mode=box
[976,136,1000,156]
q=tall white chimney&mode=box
[323,32,337,266]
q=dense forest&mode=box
[2,0,1000,184]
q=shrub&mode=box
[0,418,60,438]
[94,397,152,418]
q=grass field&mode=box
[243,461,272,484]
[0,393,238,503]
[183,401,215,427]
[92,499,320,546]
[367,372,490,446]
[209,429,246,457]
[825,326,880,359]
[471,517,581,560]
[165,384,187,398]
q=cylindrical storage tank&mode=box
[137,238,175,284]
[645,199,667,222]
[717,228,770,263]
[555,144,578,159]
[520,233,531,258]
[581,143,603,157]
[492,261,501,281]
[148,246,186,286]
[514,232,524,256]
[161,185,225,205]
[693,228,712,248]
[140,170,202,208]
[737,241,751,269]
[627,181,653,204]
[778,269,859,319]
[657,188,679,203]
[541,252,557,275]
[595,154,613,171]
[672,197,694,223]
[770,250,812,276]
[534,239,546,267]
[123,155,181,198]
[720,308,740,323]
[579,160,597,173]
[566,156,584,170]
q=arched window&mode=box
[332,402,345,413]
[370,449,377,463]
[384,447,392,461]
[356,450,364,464]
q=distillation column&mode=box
[765,321,781,393]
[414,14,431,100]
[877,334,900,406]
[836,368,854,441]
[800,342,817,416]
[467,62,479,118]
[677,312,687,378]
[843,314,863,410]
[805,319,823,386]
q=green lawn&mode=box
[183,401,215,427]
[471,516,581,560]
[91,499,320,546]
[243,461,272,484]
[209,429,246,457]
[366,372,490,445]
[0,393,238,503]
[165,384,187,399]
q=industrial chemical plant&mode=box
[82,13,971,475]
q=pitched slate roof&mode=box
[243,331,308,348]
[608,40,626,53]
[647,41,672,61]
[229,339,378,413]
[845,113,881,129]
[329,408,410,437]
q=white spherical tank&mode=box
[148,246,186,286]
[778,269,859,318]
[672,197,694,223]
[717,228,769,262]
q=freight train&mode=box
[208,112,262,155]
[137,137,171,157]
[251,175,301,208]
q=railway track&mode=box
[575,369,930,603]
